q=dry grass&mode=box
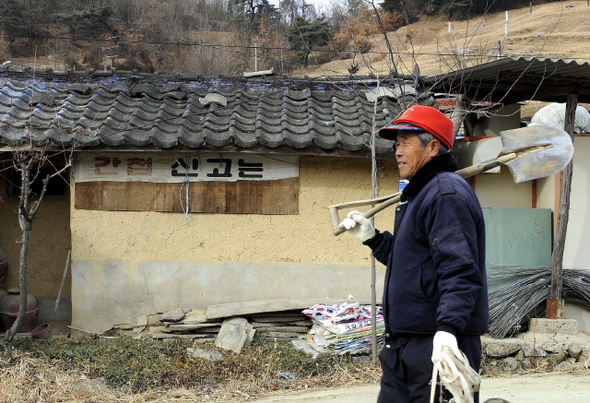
[293,0,590,77]
[0,336,381,403]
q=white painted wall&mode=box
[562,137,590,270]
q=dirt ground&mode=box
[241,371,590,402]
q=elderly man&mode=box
[340,105,488,402]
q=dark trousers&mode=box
[377,334,481,403]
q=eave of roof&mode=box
[423,57,590,104]
[0,71,414,158]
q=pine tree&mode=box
[287,16,333,67]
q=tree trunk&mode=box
[1,161,34,364]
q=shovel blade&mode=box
[499,124,574,183]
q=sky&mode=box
[268,0,345,14]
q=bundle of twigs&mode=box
[487,267,590,338]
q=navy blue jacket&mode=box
[365,154,488,338]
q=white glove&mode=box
[432,331,461,363]
[338,210,375,242]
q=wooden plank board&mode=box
[74,181,103,210]
[190,182,227,213]
[75,178,298,215]
[263,177,299,214]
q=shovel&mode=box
[329,124,574,236]
[31,251,71,339]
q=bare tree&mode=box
[0,149,71,364]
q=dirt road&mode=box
[244,372,590,402]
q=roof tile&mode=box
[0,75,408,156]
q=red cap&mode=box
[379,105,454,150]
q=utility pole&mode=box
[548,94,577,319]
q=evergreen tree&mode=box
[287,15,333,67]
[228,0,280,31]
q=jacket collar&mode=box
[400,153,458,202]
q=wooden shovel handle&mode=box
[330,153,515,236]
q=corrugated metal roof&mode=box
[0,74,410,158]
[423,57,590,104]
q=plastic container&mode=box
[0,288,39,333]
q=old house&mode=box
[1,56,588,335]
[0,72,406,333]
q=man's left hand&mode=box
[432,331,461,362]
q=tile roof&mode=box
[0,73,413,157]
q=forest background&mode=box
[1,0,586,80]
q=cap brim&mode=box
[378,123,424,140]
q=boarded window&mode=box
[74,153,299,215]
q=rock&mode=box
[568,343,582,359]
[520,343,546,357]
[486,343,521,358]
[547,351,568,367]
[115,323,135,330]
[187,347,222,361]
[133,315,148,333]
[553,360,574,372]
[291,339,320,359]
[515,350,524,362]
[181,309,208,324]
[159,308,186,323]
[147,314,162,326]
[545,345,564,354]
[483,399,511,403]
[577,349,590,364]
[521,358,532,370]
[503,357,519,371]
[214,317,255,354]
[353,355,371,364]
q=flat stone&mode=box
[545,345,564,354]
[529,318,579,335]
[115,323,135,330]
[150,333,210,340]
[159,308,186,323]
[214,317,255,354]
[206,299,327,320]
[187,347,222,361]
[147,314,162,326]
[486,343,521,358]
[181,309,207,324]
[164,322,222,333]
[255,326,309,333]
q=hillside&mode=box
[291,0,590,78]
[3,0,590,85]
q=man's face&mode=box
[395,132,439,180]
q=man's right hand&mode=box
[338,210,376,242]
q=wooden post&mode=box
[547,94,576,319]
